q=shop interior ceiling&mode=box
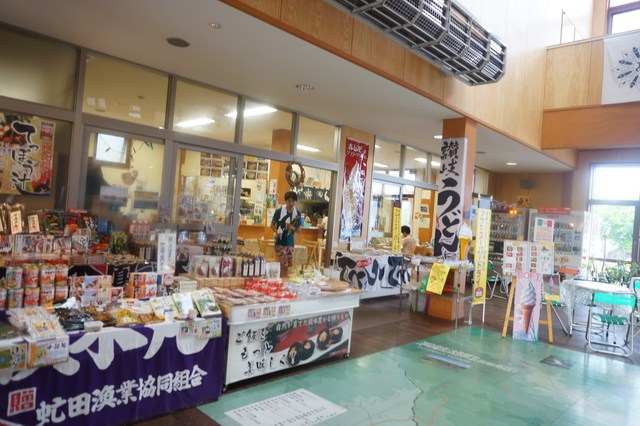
[0,0,570,173]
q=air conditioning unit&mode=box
[329,0,507,85]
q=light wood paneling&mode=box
[542,103,640,149]
[544,42,594,109]
[403,51,445,100]
[351,20,405,80]
[587,40,604,105]
[280,0,353,55]
[591,0,607,37]
[489,172,572,208]
[229,0,282,19]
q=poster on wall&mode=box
[513,271,543,342]
[339,138,369,241]
[434,138,468,259]
[601,32,640,105]
[0,113,55,195]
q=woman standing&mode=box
[271,191,299,277]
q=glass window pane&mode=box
[610,0,637,7]
[405,147,429,182]
[241,101,292,153]
[84,132,164,228]
[368,181,401,246]
[0,27,76,109]
[291,164,331,226]
[173,81,237,143]
[0,111,72,210]
[297,117,338,162]
[238,156,272,227]
[174,148,236,226]
[591,165,640,200]
[590,204,634,264]
[373,138,401,173]
[611,9,640,33]
[83,54,168,128]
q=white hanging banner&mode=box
[434,137,467,260]
[157,231,177,273]
[601,32,640,105]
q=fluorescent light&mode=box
[431,160,441,167]
[434,135,443,140]
[506,162,517,166]
[298,144,320,153]
[375,144,381,149]
[225,106,277,118]
[414,157,428,163]
[374,162,388,168]
[175,117,215,128]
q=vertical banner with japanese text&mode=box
[0,113,55,195]
[392,206,401,253]
[472,208,491,305]
[434,138,467,259]
[340,138,369,241]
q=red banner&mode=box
[340,138,369,241]
[537,206,571,215]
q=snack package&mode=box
[172,292,195,318]
[192,288,221,318]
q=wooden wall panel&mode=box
[403,52,445,100]
[280,0,353,55]
[587,40,604,105]
[544,42,594,109]
[231,0,281,19]
[591,0,607,37]
[542,103,640,149]
[489,172,572,209]
[351,20,405,80]
[543,149,578,168]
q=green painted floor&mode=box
[200,327,640,425]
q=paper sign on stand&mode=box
[512,272,543,342]
[426,263,451,295]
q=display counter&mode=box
[224,288,360,386]
[0,318,226,426]
[334,251,403,299]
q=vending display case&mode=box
[489,209,529,259]
[527,207,592,272]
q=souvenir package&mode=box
[172,292,195,318]
[8,307,66,339]
[41,211,64,235]
[192,288,221,317]
[9,204,25,235]
[0,341,28,371]
[191,255,210,277]
[208,256,221,277]
[149,296,178,321]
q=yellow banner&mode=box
[392,206,401,253]
[472,208,491,305]
[426,262,451,295]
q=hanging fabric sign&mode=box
[0,113,55,195]
[434,138,468,259]
[601,32,640,105]
[472,207,491,305]
[339,138,369,241]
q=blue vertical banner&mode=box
[434,138,468,259]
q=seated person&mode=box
[401,225,417,255]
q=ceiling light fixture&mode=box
[297,144,320,153]
[431,161,441,167]
[175,117,215,128]
[208,21,222,30]
[166,37,190,48]
[434,135,443,140]
[414,157,428,163]
[506,162,517,166]
[374,162,388,168]
[225,106,277,118]
[374,144,381,149]
[295,83,314,91]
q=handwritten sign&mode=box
[426,263,451,295]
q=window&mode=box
[607,0,640,34]
[241,101,292,153]
[83,54,168,128]
[95,133,130,166]
[173,81,238,142]
[0,27,77,109]
[373,138,401,173]
[297,116,338,162]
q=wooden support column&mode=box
[442,118,477,218]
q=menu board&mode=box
[503,240,554,275]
